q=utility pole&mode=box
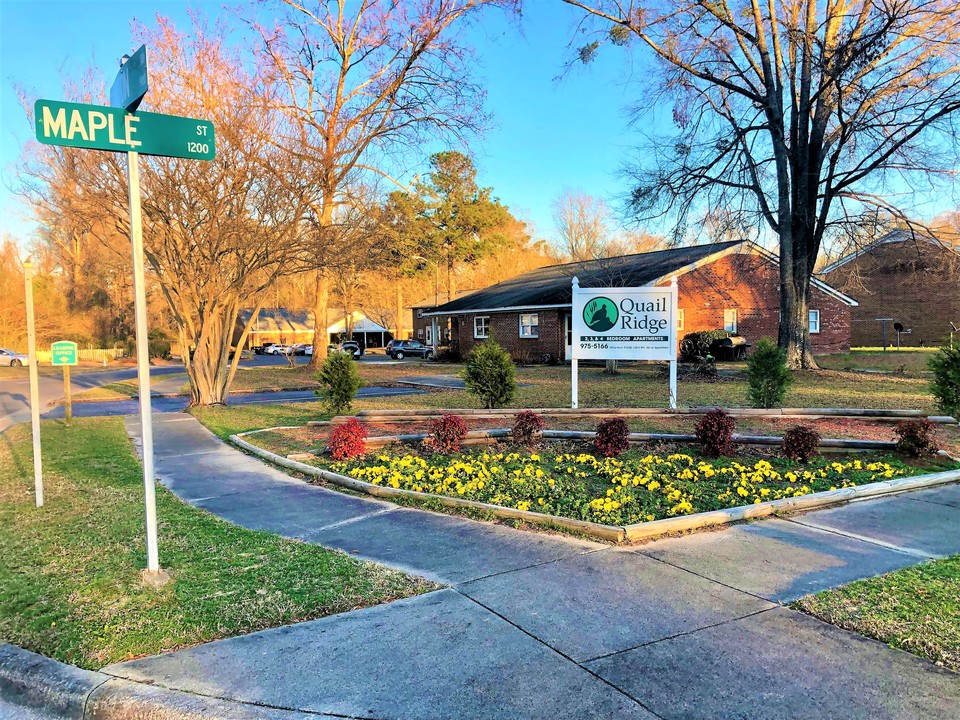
[23,261,43,507]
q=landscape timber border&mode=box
[332,407,959,425]
[230,427,960,545]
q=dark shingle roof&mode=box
[427,241,745,314]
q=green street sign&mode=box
[34,99,215,160]
[51,341,78,366]
[111,44,148,112]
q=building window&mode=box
[425,326,433,345]
[724,309,738,334]
[474,316,490,339]
[677,309,685,332]
[416,328,424,339]
[519,313,539,338]
[809,309,821,334]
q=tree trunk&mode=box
[779,270,818,370]
[604,359,619,374]
[308,271,329,369]
[446,249,455,303]
[395,281,403,341]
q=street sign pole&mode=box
[669,276,678,410]
[63,364,72,425]
[23,261,43,507]
[127,150,160,574]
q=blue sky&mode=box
[0,0,648,248]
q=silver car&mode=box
[0,348,29,367]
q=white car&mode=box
[0,348,29,367]
[265,344,293,355]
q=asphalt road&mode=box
[41,387,424,419]
[0,365,184,434]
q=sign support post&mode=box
[669,276,678,410]
[127,150,160,575]
[63,364,72,424]
[23,261,43,507]
[571,277,579,409]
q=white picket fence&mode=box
[34,347,128,363]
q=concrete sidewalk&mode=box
[103,415,960,719]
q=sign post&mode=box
[33,47,215,579]
[51,341,78,425]
[571,277,679,410]
[23,261,43,507]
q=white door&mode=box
[564,313,572,361]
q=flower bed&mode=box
[331,450,933,526]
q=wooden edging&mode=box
[230,430,960,545]
[341,407,958,425]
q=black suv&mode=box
[386,340,433,360]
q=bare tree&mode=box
[565,0,960,367]
[551,189,614,262]
[249,0,516,367]
[18,18,310,405]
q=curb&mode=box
[0,645,316,719]
[229,430,960,546]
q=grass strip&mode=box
[0,417,435,669]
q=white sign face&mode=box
[572,285,677,361]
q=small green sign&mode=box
[51,341,78,366]
[34,99,215,160]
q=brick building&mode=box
[421,241,855,362]
[234,308,392,349]
[819,230,960,347]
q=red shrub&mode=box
[595,417,630,457]
[895,419,939,458]
[782,425,821,463]
[696,409,736,458]
[430,413,468,454]
[512,410,546,446]
[328,418,368,460]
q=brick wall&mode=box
[425,251,853,360]
[672,254,851,354]
[821,241,960,347]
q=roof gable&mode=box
[819,229,960,275]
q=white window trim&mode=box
[416,328,424,339]
[519,313,539,339]
[425,326,433,344]
[809,309,821,334]
[474,316,490,339]
[724,309,738,334]
[677,308,685,332]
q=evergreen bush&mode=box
[746,338,792,408]
[314,351,362,414]
[463,340,516,409]
[929,344,960,417]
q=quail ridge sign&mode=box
[570,277,679,410]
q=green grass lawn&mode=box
[794,555,960,671]
[71,379,141,402]
[816,349,936,375]
[0,418,435,669]
[191,402,330,439]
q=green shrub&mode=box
[679,329,729,362]
[463,340,516,409]
[314,351,362,414]
[148,329,171,359]
[746,338,792,408]
[929,344,960,417]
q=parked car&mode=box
[253,342,276,355]
[0,348,28,367]
[331,341,363,359]
[264,344,293,355]
[292,343,308,356]
[386,340,433,360]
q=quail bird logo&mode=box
[583,297,618,332]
